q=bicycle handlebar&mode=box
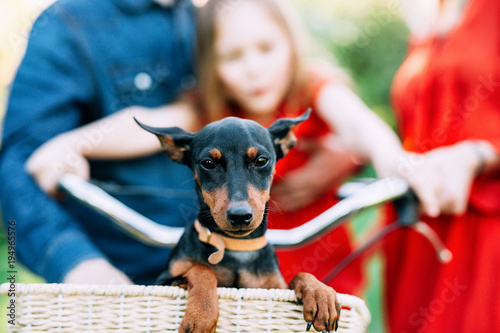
[58,174,410,248]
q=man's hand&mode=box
[63,258,133,285]
[26,133,90,197]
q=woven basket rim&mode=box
[1,282,371,324]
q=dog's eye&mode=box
[255,157,269,167]
[200,159,216,170]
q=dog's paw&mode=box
[178,286,219,333]
[290,272,341,332]
[179,306,218,333]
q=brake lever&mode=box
[322,183,452,284]
[394,190,452,263]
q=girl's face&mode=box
[214,1,294,120]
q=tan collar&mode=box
[194,220,268,265]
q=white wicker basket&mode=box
[1,283,370,332]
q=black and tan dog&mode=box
[136,110,340,333]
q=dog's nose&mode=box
[227,203,254,226]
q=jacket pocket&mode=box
[109,58,173,109]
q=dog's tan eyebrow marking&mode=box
[210,149,222,160]
[247,147,259,159]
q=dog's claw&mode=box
[306,321,312,331]
[335,319,339,331]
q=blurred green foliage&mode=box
[294,0,409,127]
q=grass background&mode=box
[0,0,409,331]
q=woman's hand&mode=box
[271,135,361,212]
[26,133,90,197]
[400,140,495,217]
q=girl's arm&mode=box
[52,101,200,160]
[271,134,362,212]
[26,101,201,196]
[316,83,406,177]
[315,83,442,216]
[316,83,500,217]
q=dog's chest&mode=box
[212,250,259,287]
[212,250,285,289]
[225,250,260,263]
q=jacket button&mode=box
[134,72,153,90]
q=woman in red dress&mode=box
[384,0,500,331]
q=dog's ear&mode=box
[267,109,311,160]
[135,118,193,164]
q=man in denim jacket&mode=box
[0,0,198,284]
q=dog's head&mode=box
[136,110,310,237]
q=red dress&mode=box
[262,73,363,295]
[385,0,500,331]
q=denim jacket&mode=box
[0,0,199,284]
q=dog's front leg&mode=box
[176,264,219,333]
[290,272,341,332]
